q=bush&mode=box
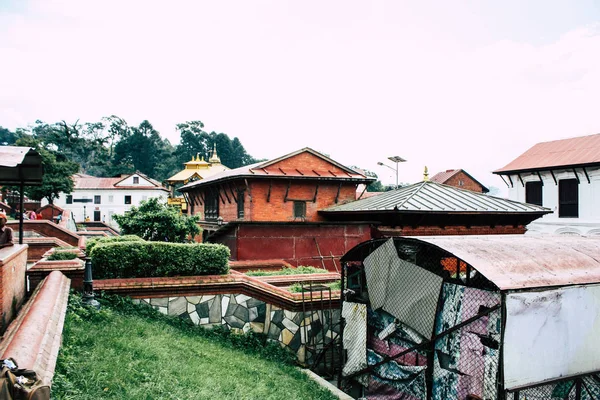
[85,235,144,256]
[246,266,329,276]
[90,241,230,279]
[47,252,78,261]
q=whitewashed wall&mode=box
[504,166,600,235]
[51,188,167,226]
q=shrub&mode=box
[90,241,230,279]
[47,252,78,261]
[246,266,329,276]
[85,235,144,256]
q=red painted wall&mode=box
[219,223,372,271]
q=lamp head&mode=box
[388,156,407,163]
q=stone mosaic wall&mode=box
[133,294,340,364]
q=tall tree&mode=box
[0,126,18,145]
[14,135,79,204]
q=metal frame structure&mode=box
[338,236,600,399]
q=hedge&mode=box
[47,252,79,261]
[85,235,145,256]
[90,241,230,279]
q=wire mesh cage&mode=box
[339,236,600,400]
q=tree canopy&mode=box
[0,117,259,185]
[113,198,201,242]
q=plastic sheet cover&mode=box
[432,283,501,400]
[364,238,443,338]
[342,301,368,378]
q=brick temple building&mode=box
[179,147,375,269]
[180,148,551,270]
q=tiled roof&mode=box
[180,147,373,191]
[494,133,600,174]
[322,181,550,214]
[430,169,489,193]
[73,173,168,191]
[430,169,460,184]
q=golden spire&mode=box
[423,166,429,181]
[209,143,221,164]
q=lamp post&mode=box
[377,156,407,189]
[83,257,100,309]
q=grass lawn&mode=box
[53,294,339,400]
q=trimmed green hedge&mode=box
[47,252,79,261]
[90,241,230,279]
[246,266,329,276]
[85,235,145,256]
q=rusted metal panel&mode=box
[416,235,600,289]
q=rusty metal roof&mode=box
[494,133,600,174]
[0,146,43,185]
[415,235,600,290]
[322,181,549,214]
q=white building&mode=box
[494,133,600,236]
[49,172,169,227]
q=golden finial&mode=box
[209,143,221,164]
[423,166,429,181]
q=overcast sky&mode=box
[1,1,600,193]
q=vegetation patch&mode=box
[53,293,337,400]
[246,266,330,277]
[85,235,144,255]
[47,252,78,261]
[91,241,230,279]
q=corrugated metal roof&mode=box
[494,133,600,173]
[414,235,600,289]
[180,148,372,191]
[322,181,549,214]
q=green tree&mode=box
[113,197,201,242]
[0,126,19,145]
[14,135,79,204]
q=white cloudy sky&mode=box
[1,1,600,192]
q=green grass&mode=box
[53,294,338,400]
[245,266,330,277]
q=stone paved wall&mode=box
[133,293,341,364]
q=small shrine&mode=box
[166,145,229,213]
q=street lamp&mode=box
[377,156,407,189]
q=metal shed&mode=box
[339,235,600,399]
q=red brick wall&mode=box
[192,180,357,223]
[442,171,485,193]
[249,181,356,222]
[225,223,372,270]
[377,225,526,236]
[0,245,27,332]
